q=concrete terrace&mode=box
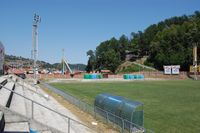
[0,74,96,133]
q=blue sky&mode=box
[0,0,200,64]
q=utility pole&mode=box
[193,42,198,80]
[32,13,41,80]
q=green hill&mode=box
[116,61,156,73]
[86,11,200,73]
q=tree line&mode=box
[86,11,200,73]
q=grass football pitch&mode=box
[50,80,200,133]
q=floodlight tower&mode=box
[32,13,41,80]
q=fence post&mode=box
[94,106,96,119]
[31,101,34,119]
[121,119,124,133]
[129,120,132,133]
[106,111,109,123]
[68,118,70,133]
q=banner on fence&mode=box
[171,65,180,74]
[164,65,180,75]
[163,66,172,74]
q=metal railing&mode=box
[41,82,154,133]
[94,106,145,133]
[0,77,96,133]
[9,77,49,100]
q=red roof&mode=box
[9,69,25,74]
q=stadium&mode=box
[1,36,200,133]
[1,1,200,133]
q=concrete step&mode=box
[0,77,7,89]
[23,83,85,132]
[0,111,5,132]
[0,77,5,83]
[1,77,95,133]
[40,131,53,133]
[9,85,27,116]
[0,82,14,107]
[30,129,53,133]
[4,122,29,133]
[23,82,95,133]
[6,83,16,108]
[23,87,68,132]
[0,105,63,133]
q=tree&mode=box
[95,38,122,73]
[85,50,96,72]
[86,11,200,71]
[103,49,121,73]
[118,35,129,61]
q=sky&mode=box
[0,0,200,64]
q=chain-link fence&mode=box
[41,82,154,133]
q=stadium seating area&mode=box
[0,75,94,133]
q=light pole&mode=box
[32,13,41,80]
[193,42,198,80]
[190,26,199,80]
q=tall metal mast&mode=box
[62,49,65,75]
[32,13,41,79]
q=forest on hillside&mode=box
[86,11,200,73]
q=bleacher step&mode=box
[10,85,27,116]
[0,82,14,106]
[0,105,64,133]
[0,78,8,89]
[30,129,53,133]
[0,77,6,83]
[4,122,29,133]
[40,131,52,133]
[0,111,5,132]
